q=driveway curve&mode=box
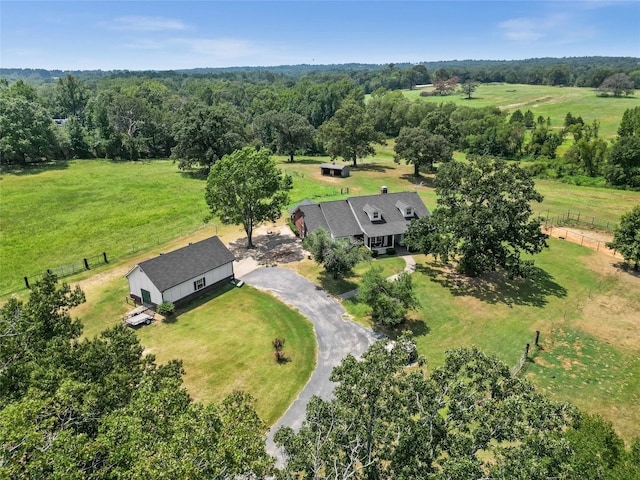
[239,267,381,461]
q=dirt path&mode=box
[542,225,623,260]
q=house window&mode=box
[372,211,380,220]
[405,208,413,216]
[371,236,385,248]
[193,277,206,291]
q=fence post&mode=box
[535,331,540,346]
[24,276,30,289]
[525,343,530,358]
[103,252,108,263]
[577,212,581,223]
[84,258,90,270]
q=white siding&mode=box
[127,266,163,305]
[162,262,234,303]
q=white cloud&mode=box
[170,37,265,59]
[108,16,189,32]
[499,13,569,42]
[498,13,595,45]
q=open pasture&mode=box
[335,238,640,442]
[403,83,639,139]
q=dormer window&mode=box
[363,204,382,221]
[396,200,415,218]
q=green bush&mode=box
[385,247,396,255]
[287,219,299,237]
[371,249,379,258]
[157,301,175,316]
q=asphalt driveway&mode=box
[239,267,381,461]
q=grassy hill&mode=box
[403,83,640,139]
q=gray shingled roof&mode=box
[288,198,317,214]
[319,163,348,170]
[321,200,363,238]
[131,236,235,292]
[299,191,429,240]
[348,192,430,238]
[297,203,330,235]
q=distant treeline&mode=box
[1,56,639,189]
[2,56,639,92]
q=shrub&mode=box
[371,249,379,258]
[157,301,175,316]
[287,219,299,237]
[385,247,396,255]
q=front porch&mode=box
[366,233,405,253]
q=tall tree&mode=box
[597,73,635,97]
[405,156,548,278]
[254,110,315,162]
[0,95,58,165]
[605,136,640,188]
[205,147,292,248]
[319,99,385,167]
[618,106,640,137]
[171,102,248,172]
[275,339,578,479]
[607,206,640,270]
[0,274,273,478]
[54,74,88,119]
[460,80,479,99]
[302,228,367,279]
[394,126,452,176]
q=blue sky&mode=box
[2,1,639,70]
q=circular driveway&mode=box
[239,267,381,461]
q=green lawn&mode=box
[403,83,640,138]
[74,279,316,426]
[337,238,640,442]
[0,159,210,295]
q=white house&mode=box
[289,190,430,253]
[125,236,235,309]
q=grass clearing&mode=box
[331,238,640,442]
[403,83,640,138]
[74,280,316,425]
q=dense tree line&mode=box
[1,62,638,187]
[2,56,639,90]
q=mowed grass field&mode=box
[0,160,210,295]
[73,277,316,426]
[403,83,640,138]
[337,239,640,442]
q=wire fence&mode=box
[536,209,616,232]
[511,331,541,377]
[22,252,110,290]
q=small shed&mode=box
[125,236,235,309]
[320,163,350,178]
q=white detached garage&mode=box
[125,236,235,309]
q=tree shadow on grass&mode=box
[163,283,236,323]
[289,158,325,165]
[1,160,69,176]
[317,271,359,296]
[415,262,567,307]
[379,318,430,340]
[399,173,436,189]
[352,162,390,173]
[612,261,640,277]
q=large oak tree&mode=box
[319,99,385,167]
[405,156,548,277]
[205,147,292,248]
